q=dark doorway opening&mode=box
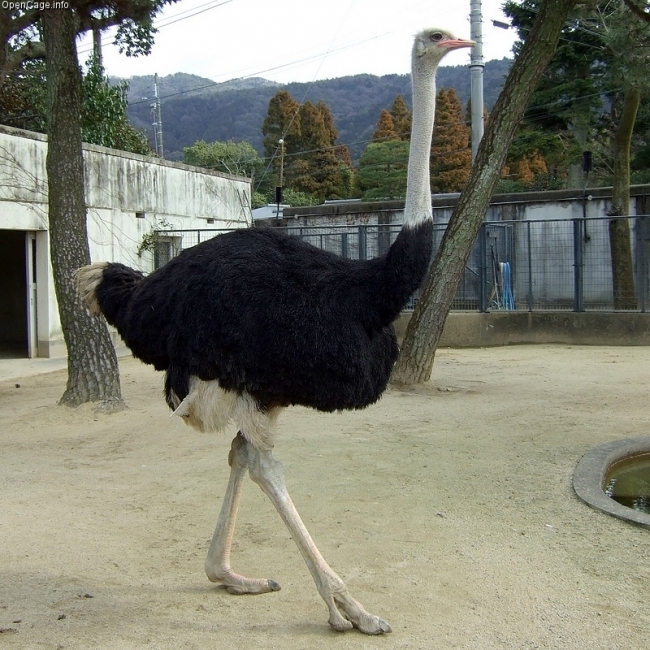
[0,230,28,358]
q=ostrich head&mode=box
[413,28,475,70]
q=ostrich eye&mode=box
[430,32,443,42]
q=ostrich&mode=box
[75,28,474,635]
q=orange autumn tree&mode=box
[390,94,412,140]
[372,109,399,142]
[430,88,472,193]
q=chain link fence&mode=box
[155,215,650,312]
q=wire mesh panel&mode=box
[582,218,616,310]
[285,224,405,261]
[515,219,576,310]
[154,216,650,313]
[153,229,230,269]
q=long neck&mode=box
[365,55,436,329]
[404,56,436,228]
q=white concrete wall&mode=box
[0,125,251,357]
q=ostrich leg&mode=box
[205,433,280,594]
[246,441,392,635]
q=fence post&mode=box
[359,225,367,261]
[341,232,348,259]
[573,218,584,312]
[527,220,533,311]
[197,230,201,245]
[478,223,488,312]
[636,216,648,313]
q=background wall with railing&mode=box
[155,215,650,313]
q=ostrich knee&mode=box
[247,447,286,491]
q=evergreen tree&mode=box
[357,140,409,200]
[317,100,338,143]
[80,58,151,155]
[336,143,353,167]
[0,57,151,155]
[261,90,301,183]
[261,92,353,201]
[183,139,263,176]
[430,88,471,193]
[317,100,355,196]
[290,100,347,200]
[0,60,47,132]
[372,109,399,142]
[390,94,412,140]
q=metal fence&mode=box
[154,215,650,312]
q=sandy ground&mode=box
[1,345,649,650]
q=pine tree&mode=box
[390,94,412,140]
[262,94,352,201]
[317,100,338,143]
[430,88,472,193]
[527,150,548,176]
[515,157,534,183]
[336,144,353,167]
[290,101,349,200]
[372,109,399,142]
[262,90,301,182]
[357,140,409,200]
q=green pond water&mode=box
[605,454,650,514]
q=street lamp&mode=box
[275,138,285,221]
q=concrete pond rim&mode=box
[573,436,650,529]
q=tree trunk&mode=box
[42,10,124,409]
[609,87,640,311]
[392,0,579,385]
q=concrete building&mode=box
[0,125,251,359]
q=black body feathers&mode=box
[94,224,433,412]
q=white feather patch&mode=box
[172,377,281,451]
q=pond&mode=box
[605,453,650,514]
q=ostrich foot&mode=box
[206,567,281,595]
[320,584,391,634]
[247,445,390,634]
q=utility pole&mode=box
[470,0,484,161]
[151,74,164,158]
[92,28,103,67]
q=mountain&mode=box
[116,72,278,106]
[123,59,512,162]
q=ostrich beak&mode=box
[440,38,476,50]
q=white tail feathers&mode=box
[74,262,108,316]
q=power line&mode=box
[127,35,390,107]
[77,0,236,57]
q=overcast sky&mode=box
[77,0,517,85]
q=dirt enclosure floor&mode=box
[1,345,649,649]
